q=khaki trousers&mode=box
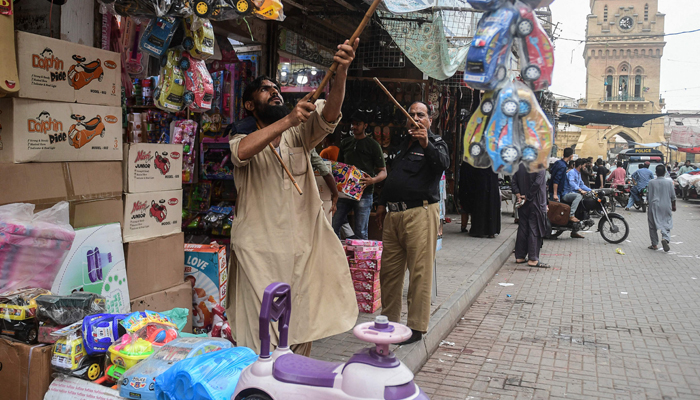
[380,202,440,332]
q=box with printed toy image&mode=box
[124,143,183,193]
[331,161,367,201]
[122,190,182,242]
[184,243,227,333]
[51,223,131,314]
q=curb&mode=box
[395,229,517,373]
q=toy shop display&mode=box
[120,337,232,400]
[124,143,184,193]
[171,120,198,183]
[155,49,187,112]
[180,52,215,112]
[122,189,183,242]
[331,161,368,201]
[200,142,234,180]
[0,202,75,293]
[82,313,128,354]
[184,243,227,333]
[140,17,179,58]
[36,292,107,326]
[51,223,131,313]
[182,16,215,60]
[0,287,52,343]
[99,0,284,21]
[463,0,555,175]
[50,322,106,381]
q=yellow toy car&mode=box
[0,288,51,343]
[463,91,495,169]
[515,83,553,171]
[154,49,186,112]
[182,16,214,60]
[52,333,104,381]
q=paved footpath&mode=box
[417,201,700,399]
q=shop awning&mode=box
[558,108,667,128]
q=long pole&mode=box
[373,77,420,128]
[269,143,303,195]
[309,0,384,103]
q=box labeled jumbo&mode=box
[16,31,121,106]
[184,243,227,333]
[51,223,131,314]
[122,190,182,242]
[0,98,123,163]
[124,143,183,193]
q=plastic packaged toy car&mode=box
[484,82,522,174]
[140,17,178,58]
[190,0,250,20]
[154,49,186,112]
[515,83,553,171]
[178,52,214,112]
[83,313,128,355]
[464,91,496,169]
[100,0,191,18]
[463,4,519,91]
[51,324,105,381]
[120,337,232,400]
[0,288,51,343]
[467,0,507,11]
[36,292,107,326]
[182,16,214,60]
[515,1,554,91]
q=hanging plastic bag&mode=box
[155,347,258,400]
[253,0,285,21]
[0,202,76,292]
[513,1,555,92]
[463,90,496,169]
[482,80,523,175]
[171,119,198,183]
[514,81,553,172]
[140,17,179,58]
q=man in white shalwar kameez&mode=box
[647,164,677,253]
[226,40,360,355]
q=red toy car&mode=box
[149,201,167,223]
[515,2,554,91]
[154,152,171,175]
[68,55,104,90]
[178,53,214,112]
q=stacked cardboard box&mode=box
[344,239,382,313]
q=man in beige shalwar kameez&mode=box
[226,39,359,355]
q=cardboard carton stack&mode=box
[345,239,382,313]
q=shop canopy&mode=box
[558,108,667,128]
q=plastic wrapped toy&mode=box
[171,119,198,183]
[0,287,51,343]
[140,17,178,58]
[154,49,186,112]
[179,52,214,112]
[463,91,496,169]
[82,313,128,355]
[36,292,107,326]
[100,0,190,18]
[514,1,554,91]
[182,16,214,60]
[155,346,257,400]
[120,337,232,400]
[484,82,522,175]
[515,82,553,171]
[51,323,105,381]
[0,202,76,292]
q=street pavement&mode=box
[416,201,700,399]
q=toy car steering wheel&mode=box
[353,316,412,355]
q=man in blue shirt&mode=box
[625,162,655,210]
[549,148,574,201]
[562,158,592,223]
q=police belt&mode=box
[386,200,432,212]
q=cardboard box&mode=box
[353,247,382,260]
[355,288,380,303]
[0,162,123,228]
[124,143,184,193]
[0,336,53,400]
[350,268,379,282]
[124,233,185,299]
[16,31,121,106]
[358,298,381,314]
[0,98,123,163]
[349,259,381,271]
[122,190,182,242]
[353,278,380,293]
[51,223,130,314]
[130,281,193,334]
[184,243,228,333]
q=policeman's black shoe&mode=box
[398,329,423,346]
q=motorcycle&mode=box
[549,189,629,244]
[68,114,105,149]
[613,184,630,208]
[631,187,648,212]
[68,55,104,90]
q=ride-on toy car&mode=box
[178,52,214,112]
[68,114,106,149]
[150,200,168,222]
[464,90,495,169]
[484,83,522,174]
[515,83,553,171]
[233,282,428,399]
[463,4,519,91]
[182,16,214,60]
[154,49,186,112]
[68,55,104,90]
[0,288,51,343]
[514,2,554,91]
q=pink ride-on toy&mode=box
[232,282,429,400]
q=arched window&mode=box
[644,4,649,21]
[605,75,613,100]
[618,64,629,100]
[634,68,644,99]
[604,5,608,22]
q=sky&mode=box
[548,0,700,111]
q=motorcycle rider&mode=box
[625,162,654,211]
[549,148,574,201]
[562,158,592,226]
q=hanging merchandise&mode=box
[123,17,150,77]
[515,81,553,171]
[140,17,179,58]
[200,142,234,180]
[468,0,507,11]
[100,0,191,18]
[483,81,521,175]
[155,49,187,112]
[253,0,285,21]
[513,1,554,91]
[180,52,214,112]
[171,119,198,183]
[182,16,215,60]
[463,91,495,169]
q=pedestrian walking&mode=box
[376,101,450,345]
[647,164,676,252]
[512,165,550,268]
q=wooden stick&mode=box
[269,143,303,195]
[309,0,383,103]
[373,77,421,128]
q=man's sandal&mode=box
[529,262,551,268]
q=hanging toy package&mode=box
[171,120,198,183]
[139,17,179,58]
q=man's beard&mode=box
[256,99,289,125]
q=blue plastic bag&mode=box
[155,347,257,400]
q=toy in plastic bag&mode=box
[154,49,186,112]
[463,91,496,169]
[182,16,214,60]
[100,0,189,18]
[36,292,107,326]
[171,119,198,183]
[208,304,234,344]
[155,347,257,400]
[483,81,522,175]
[0,287,51,343]
[190,0,242,20]
[122,17,149,77]
[467,0,507,11]
[514,1,554,91]
[105,311,179,383]
[253,0,285,21]
[514,82,553,172]
[180,52,214,112]
[82,313,128,355]
[140,17,179,58]
[50,322,106,381]
[0,201,76,292]
[120,337,232,400]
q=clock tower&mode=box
[575,0,669,159]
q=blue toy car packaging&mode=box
[140,17,178,58]
[468,0,507,11]
[82,313,127,355]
